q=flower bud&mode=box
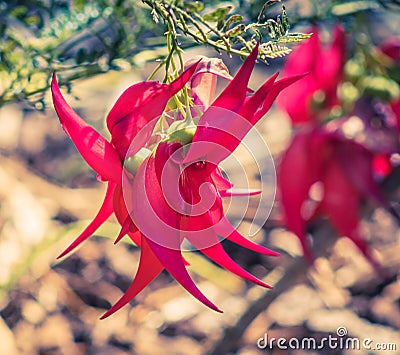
[167,125,196,145]
[124,147,152,175]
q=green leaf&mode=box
[203,6,233,22]
[281,5,289,34]
[259,42,291,59]
[74,0,86,11]
[184,1,205,13]
[222,14,243,30]
[276,33,312,44]
[10,6,28,18]
[224,24,245,38]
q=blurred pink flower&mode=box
[380,37,400,61]
[277,27,400,264]
[276,25,345,125]
[278,125,399,264]
[52,45,304,317]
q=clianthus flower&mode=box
[277,27,400,264]
[278,125,400,264]
[276,25,345,125]
[379,37,400,134]
[52,44,305,318]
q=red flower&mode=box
[379,37,400,134]
[52,45,305,317]
[276,25,345,125]
[380,37,400,61]
[277,26,400,264]
[278,125,399,264]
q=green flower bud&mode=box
[167,126,196,145]
[124,147,152,175]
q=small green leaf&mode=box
[74,0,86,11]
[281,5,289,34]
[260,43,291,59]
[224,24,245,38]
[265,19,278,39]
[203,6,233,22]
[223,14,243,30]
[184,1,205,13]
[276,33,312,44]
[10,6,28,19]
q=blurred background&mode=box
[0,1,400,354]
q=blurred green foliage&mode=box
[0,0,399,108]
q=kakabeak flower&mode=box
[276,25,345,125]
[278,125,400,264]
[52,44,305,318]
[277,27,400,264]
[380,37,400,135]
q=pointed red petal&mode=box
[197,238,272,288]
[146,236,222,312]
[239,72,279,121]
[275,28,322,124]
[114,215,132,244]
[107,62,200,158]
[336,140,400,222]
[278,130,320,261]
[317,24,346,106]
[219,188,262,197]
[187,72,280,165]
[51,74,122,183]
[57,182,116,258]
[211,168,232,191]
[252,73,309,123]
[320,158,378,263]
[185,213,272,287]
[215,217,279,256]
[184,44,260,164]
[210,42,259,111]
[282,27,321,75]
[100,234,163,319]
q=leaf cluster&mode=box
[144,0,311,63]
[0,0,158,107]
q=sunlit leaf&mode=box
[224,24,245,38]
[203,6,233,22]
[222,14,243,30]
[277,33,312,44]
[184,1,204,13]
